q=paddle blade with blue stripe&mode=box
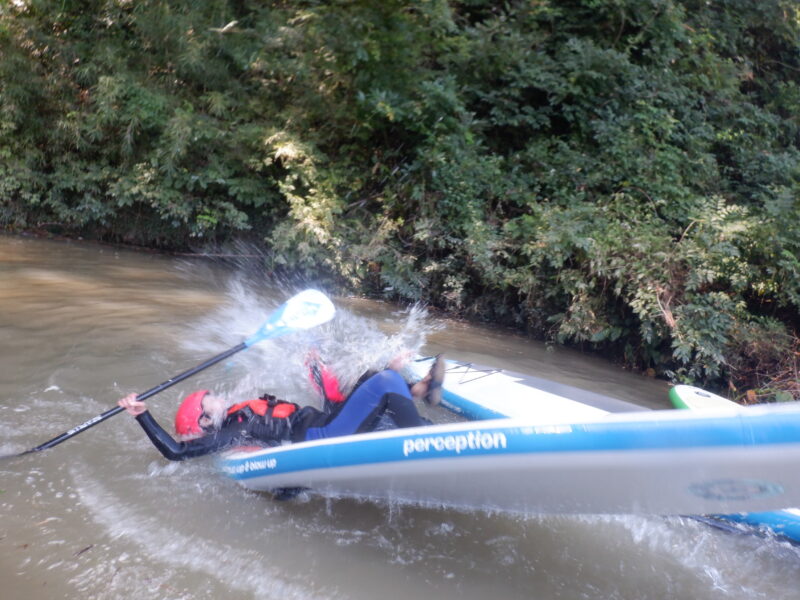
[244,289,336,347]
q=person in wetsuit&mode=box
[118,357,442,461]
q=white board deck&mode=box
[406,357,646,421]
[219,403,800,515]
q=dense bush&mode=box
[2,0,799,395]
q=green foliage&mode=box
[2,0,800,391]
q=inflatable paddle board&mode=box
[670,384,800,544]
[405,357,646,420]
[669,385,737,411]
[431,362,800,540]
[219,394,800,515]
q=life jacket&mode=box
[226,394,298,422]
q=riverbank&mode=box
[5,227,798,405]
[4,1,800,401]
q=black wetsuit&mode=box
[134,404,321,461]
[134,370,426,461]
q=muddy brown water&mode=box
[1,233,799,600]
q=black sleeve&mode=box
[288,406,327,442]
[134,411,242,461]
[244,415,293,446]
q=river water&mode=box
[1,233,798,600]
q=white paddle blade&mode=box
[245,289,335,347]
[280,289,336,330]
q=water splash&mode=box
[298,302,435,396]
[180,275,438,406]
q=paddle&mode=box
[3,289,335,459]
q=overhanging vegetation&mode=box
[2,1,799,395]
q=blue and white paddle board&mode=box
[405,357,647,421]
[219,377,800,515]
[670,384,800,543]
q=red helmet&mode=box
[174,390,209,436]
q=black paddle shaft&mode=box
[11,342,247,458]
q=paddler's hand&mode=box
[118,393,148,416]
